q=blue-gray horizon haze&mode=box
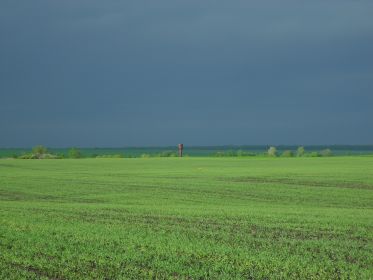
[1,0,372,147]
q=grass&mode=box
[0,157,372,279]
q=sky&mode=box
[1,0,373,147]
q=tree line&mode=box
[12,145,333,159]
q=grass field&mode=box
[0,157,372,279]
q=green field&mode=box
[0,157,372,279]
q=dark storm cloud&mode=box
[1,0,372,147]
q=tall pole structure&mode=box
[178,144,184,157]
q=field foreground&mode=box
[0,157,372,279]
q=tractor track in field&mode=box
[222,176,373,190]
[6,261,65,280]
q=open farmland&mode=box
[0,157,372,279]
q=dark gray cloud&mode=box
[1,0,372,147]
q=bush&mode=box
[236,150,244,157]
[68,148,82,159]
[32,145,48,155]
[297,146,305,157]
[96,154,124,158]
[158,151,177,157]
[18,153,38,159]
[225,150,236,157]
[213,150,256,157]
[282,150,294,157]
[308,152,321,157]
[267,146,277,157]
[320,149,333,157]
[39,153,59,159]
[18,153,59,159]
[17,145,59,159]
[236,150,256,157]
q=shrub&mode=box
[96,154,124,158]
[213,150,256,157]
[68,148,82,159]
[159,151,177,157]
[214,151,225,157]
[225,150,236,157]
[308,152,321,157]
[282,150,294,157]
[17,145,59,159]
[113,154,124,158]
[267,146,277,157]
[39,153,59,159]
[320,149,333,157]
[18,153,59,159]
[18,153,38,159]
[297,146,305,157]
[236,150,244,157]
[32,145,48,155]
[236,150,256,157]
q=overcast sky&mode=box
[1,0,372,147]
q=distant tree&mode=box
[320,149,333,157]
[282,150,294,157]
[68,148,82,159]
[32,145,47,155]
[297,146,305,157]
[267,146,277,157]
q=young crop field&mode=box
[0,157,372,279]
